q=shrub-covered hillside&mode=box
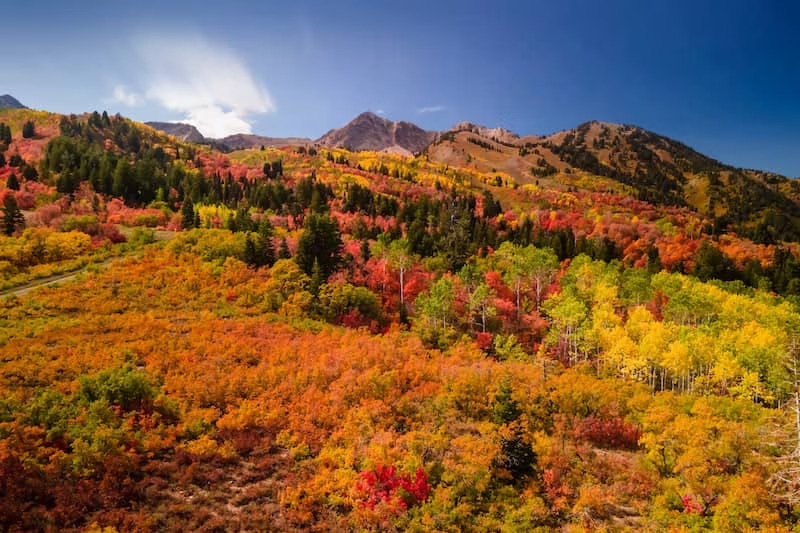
[2,109,800,531]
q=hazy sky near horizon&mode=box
[4,1,800,175]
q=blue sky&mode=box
[5,1,800,176]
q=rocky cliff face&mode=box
[449,121,520,144]
[146,122,206,143]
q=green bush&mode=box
[76,364,156,412]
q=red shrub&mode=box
[573,415,642,450]
[355,465,430,515]
[681,493,704,514]
[475,332,494,352]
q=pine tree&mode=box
[244,235,259,267]
[2,194,25,236]
[56,169,80,194]
[278,237,291,259]
[309,258,324,296]
[225,213,237,232]
[258,219,276,266]
[21,165,37,182]
[360,239,371,263]
[112,158,130,199]
[492,380,521,425]
[0,123,11,145]
[294,212,342,277]
[21,121,35,139]
[491,379,536,482]
[310,187,326,213]
[181,197,195,230]
[6,172,19,190]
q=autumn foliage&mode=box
[355,465,430,515]
[1,108,800,531]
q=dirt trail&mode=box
[0,258,119,298]
[1,228,177,299]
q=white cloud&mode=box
[375,109,385,115]
[108,84,143,107]
[417,105,445,114]
[110,33,275,138]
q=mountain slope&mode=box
[317,111,436,155]
[145,121,311,151]
[16,102,800,243]
[427,120,800,242]
[217,133,312,150]
[0,94,26,109]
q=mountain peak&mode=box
[0,94,26,109]
[354,111,386,121]
[317,112,436,155]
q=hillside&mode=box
[144,112,800,245]
[317,111,436,155]
[2,105,800,531]
[218,133,313,151]
[427,120,800,243]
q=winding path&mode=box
[0,258,119,298]
[1,228,177,299]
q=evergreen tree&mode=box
[694,240,737,282]
[492,379,521,425]
[234,208,253,232]
[21,121,35,139]
[278,237,291,259]
[112,158,131,199]
[309,258,324,296]
[56,169,80,194]
[0,123,11,145]
[295,175,314,208]
[360,239,371,263]
[21,165,37,181]
[482,190,502,218]
[491,379,536,482]
[225,213,237,232]
[646,245,663,274]
[89,111,102,128]
[244,235,259,267]
[258,219,276,266]
[310,187,326,213]
[244,227,275,269]
[181,197,195,230]
[294,212,342,278]
[2,194,25,236]
[6,172,19,191]
[0,153,5,168]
